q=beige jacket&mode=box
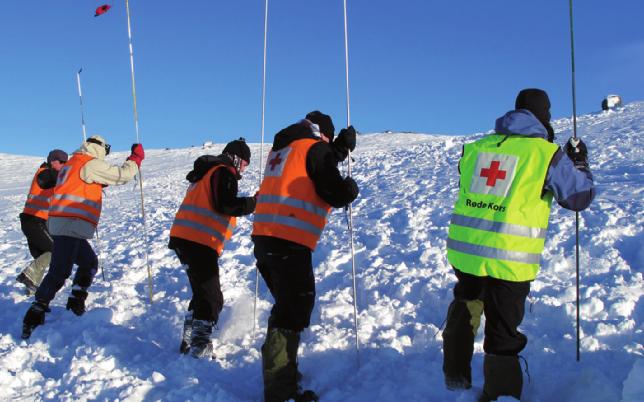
[48,138,139,239]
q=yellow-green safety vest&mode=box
[447,134,559,282]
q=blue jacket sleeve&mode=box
[543,148,595,212]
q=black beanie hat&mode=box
[515,88,552,127]
[47,149,68,164]
[223,137,251,163]
[306,111,335,142]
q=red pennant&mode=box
[94,4,111,17]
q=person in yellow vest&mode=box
[16,149,69,295]
[169,138,256,359]
[252,111,359,402]
[21,135,145,339]
[442,89,595,401]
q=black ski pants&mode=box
[20,213,53,259]
[254,238,316,332]
[451,268,530,354]
[171,238,223,323]
[443,268,530,381]
[35,235,98,304]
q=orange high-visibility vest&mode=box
[252,138,332,250]
[169,165,237,255]
[49,153,103,227]
[23,166,53,220]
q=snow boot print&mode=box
[190,319,214,359]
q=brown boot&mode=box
[480,354,522,401]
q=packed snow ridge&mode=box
[0,102,642,401]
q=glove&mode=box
[564,137,589,169]
[335,126,357,152]
[127,143,145,167]
[247,195,257,214]
[344,177,359,203]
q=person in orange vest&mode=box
[252,111,359,402]
[16,149,69,295]
[169,138,256,359]
[22,135,145,339]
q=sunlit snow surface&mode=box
[0,103,642,401]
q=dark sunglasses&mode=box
[87,138,111,155]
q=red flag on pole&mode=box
[95,4,111,17]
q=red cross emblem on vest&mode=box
[264,148,291,177]
[480,160,507,187]
[469,152,517,197]
[268,153,283,171]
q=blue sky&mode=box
[1,1,643,156]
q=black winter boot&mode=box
[180,312,193,354]
[190,319,214,359]
[480,354,522,401]
[443,299,484,390]
[66,286,88,316]
[22,301,49,339]
[295,390,319,402]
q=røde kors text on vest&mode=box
[465,198,506,212]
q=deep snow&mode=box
[0,103,642,401]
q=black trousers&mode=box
[443,269,530,382]
[20,213,53,259]
[458,269,530,354]
[171,237,223,323]
[35,235,98,304]
[253,237,316,332]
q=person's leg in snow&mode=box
[22,236,98,338]
[443,269,485,390]
[479,276,530,401]
[66,238,98,316]
[17,214,53,294]
[173,240,223,358]
[254,240,317,402]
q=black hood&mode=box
[272,121,319,151]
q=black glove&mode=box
[36,168,58,189]
[564,137,589,169]
[246,195,257,214]
[344,177,359,203]
[335,126,356,152]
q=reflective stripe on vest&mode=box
[451,214,547,239]
[48,153,103,226]
[256,194,329,218]
[447,238,542,265]
[169,165,237,254]
[22,167,53,220]
[447,134,559,282]
[252,138,332,250]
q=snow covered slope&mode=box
[0,103,642,401]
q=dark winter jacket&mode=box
[271,121,359,208]
[494,110,595,211]
[210,156,256,217]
